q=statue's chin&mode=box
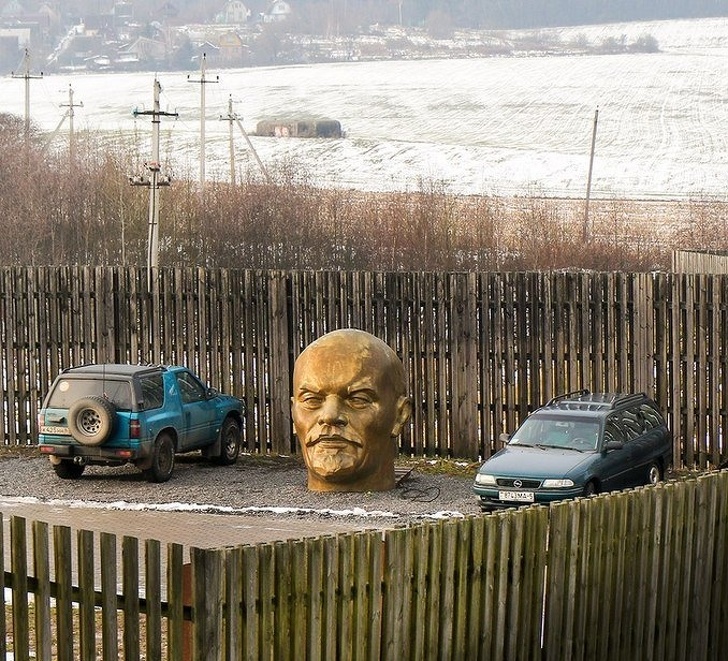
[309,448,360,480]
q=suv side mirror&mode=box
[604,440,624,452]
[206,387,218,399]
[499,432,511,444]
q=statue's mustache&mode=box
[306,433,363,448]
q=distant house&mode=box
[113,2,133,26]
[157,2,179,21]
[193,41,219,65]
[263,1,291,23]
[82,15,114,38]
[218,30,246,64]
[122,36,167,64]
[0,26,30,48]
[221,1,249,24]
[37,3,60,29]
[0,1,25,19]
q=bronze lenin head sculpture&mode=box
[291,329,412,492]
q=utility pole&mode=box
[11,48,43,139]
[130,78,177,289]
[225,95,237,186]
[187,53,218,190]
[583,106,599,242]
[48,84,84,162]
[219,95,271,185]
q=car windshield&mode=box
[509,416,600,451]
[47,378,133,411]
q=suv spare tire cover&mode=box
[68,396,116,446]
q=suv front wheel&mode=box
[144,433,175,483]
[212,417,241,465]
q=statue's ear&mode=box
[391,396,412,436]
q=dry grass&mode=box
[3,602,167,659]
[2,113,725,271]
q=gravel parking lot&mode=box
[0,449,482,528]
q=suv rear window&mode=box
[139,374,165,410]
[47,378,133,411]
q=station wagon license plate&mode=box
[499,490,534,503]
[40,425,71,436]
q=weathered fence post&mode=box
[191,547,224,660]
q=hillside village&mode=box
[0,0,298,73]
[0,0,677,76]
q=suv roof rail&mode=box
[545,389,591,407]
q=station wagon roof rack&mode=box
[544,390,649,412]
[545,389,591,406]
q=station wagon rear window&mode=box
[48,378,133,410]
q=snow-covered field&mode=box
[2,17,728,200]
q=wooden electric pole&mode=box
[219,95,271,185]
[11,48,43,140]
[130,78,177,288]
[187,53,218,190]
[46,84,84,161]
[583,107,599,242]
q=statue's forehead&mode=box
[296,344,376,380]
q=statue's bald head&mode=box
[291,329,411,492]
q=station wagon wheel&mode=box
[53,460,85,480]
[212,417,241,465]
[647,462,663,486]
[68,397,116,446]
[144,433,175,483]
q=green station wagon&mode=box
[473,390,673,510]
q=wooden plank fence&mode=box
[2,470,727,660]
[1,267,727,467]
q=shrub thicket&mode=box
[0,112,722,272]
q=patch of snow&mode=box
[0,494,465,520]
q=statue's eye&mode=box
[348,393,374,409]
[300,394,323,408]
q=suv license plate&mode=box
[40,425,71,436]
[499,490,534,503]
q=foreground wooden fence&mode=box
[1,267,727,466]
[2,470,727,660]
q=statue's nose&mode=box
[318,395,347,426]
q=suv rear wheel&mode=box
[68,397,116,446]
[144,433,175,483]
[53,460,85,480]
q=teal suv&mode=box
[37,364,245,483]
[473,390,672,510]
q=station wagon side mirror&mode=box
[603,440,624,451]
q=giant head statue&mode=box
[291,329,412,492]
